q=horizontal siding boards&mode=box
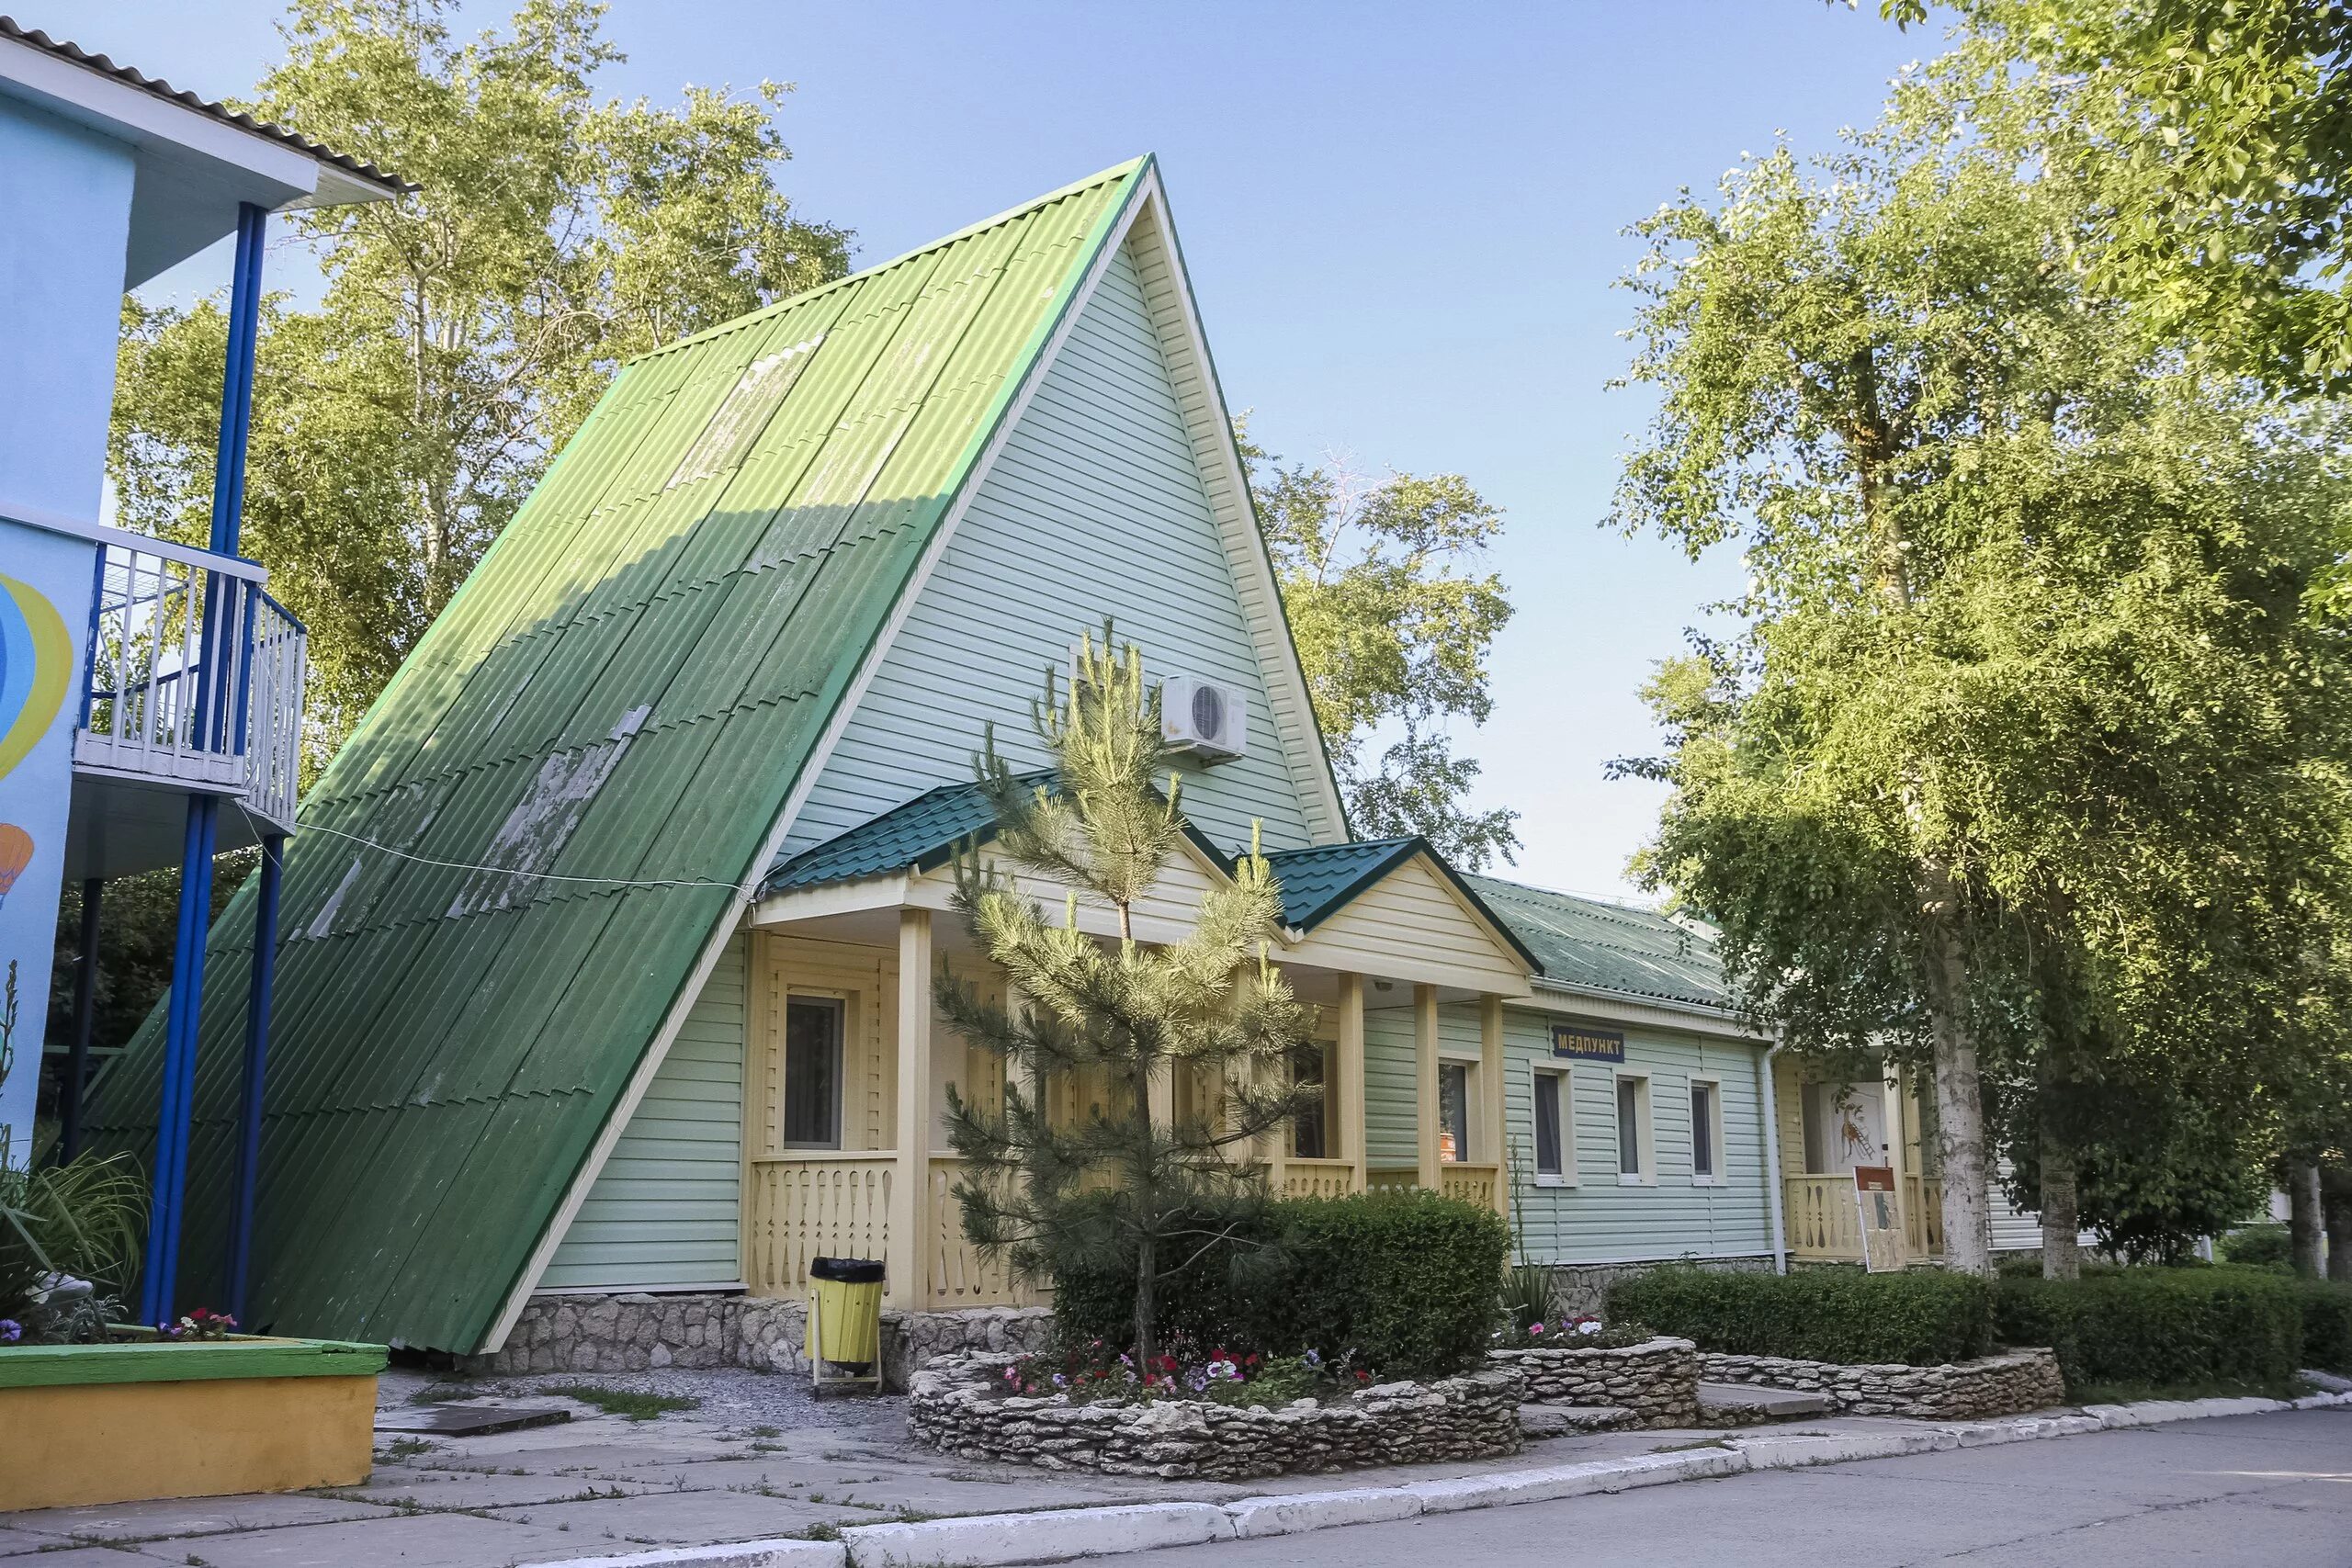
[1502,1007,1771,1265]
[81,162,1149,1353]
[785,238,1316,863]
[1363,1000,1771,1263]
[544,935,747,1290]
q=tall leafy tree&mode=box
[107,0,849,755]
[1245,439,1519,867]
[1614,92,2352,1275]
[938,631,1315,1369]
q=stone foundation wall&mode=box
[467,1293,1055,1392]
[1698,1347,2065,1419]
[909,1352,1525,1479]
[1486,1337,1699,1427]
[1543,1256,1776,1316]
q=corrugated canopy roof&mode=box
[1468,874,1733,1014]
[85,159,1153,1354]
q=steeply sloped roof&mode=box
[85,159,1154,1354]
[1468,874,1734,1015]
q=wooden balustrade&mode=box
[1439,1161,1500,1210]
[1279,1158,1359,1200]
[1905,1176,1945,1257]
[1784,1173,1865,1262]
[745,1154,893,1298]
[927,1156,1026,1308]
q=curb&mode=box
[544,1390,2352,1568]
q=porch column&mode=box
[890,908,933,1311]
[1337,973,1367,1191]
[1479,993,1508,1217]
[1415,983,1442,1190]
[1883,1070,1910,1263]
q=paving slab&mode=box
[1699,1381,1831,1418]
[486,1489,878,1546]
[0,1491,396,1542]
[0,1549,180,1567]
[377,1403,575,1437]
[0,1525,84,1557]
[132,1509,590,1568]
[326,1468,677,1510]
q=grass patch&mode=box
[374,1437,435,1462]
[408,1382,481,1404]
[2070,1376,2305,1405]
[545,1383,700,1421]
[1648,1437,1734,1452]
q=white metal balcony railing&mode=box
[74,532,307,831]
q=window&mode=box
[1690,1078,1724,1182]
[1532,1069,1569,1184]
[1438,1062,1470,1162]
[1615,1073,1653,1183]
[782,995,844,1148]
[1292,1041,1331,1159]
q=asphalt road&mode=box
[1141,1407,2352,1567]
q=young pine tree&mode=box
[937,630,1316,1371]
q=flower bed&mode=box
[0,1331,387,1509]
[908,1349,1524,1478]
[1697,1347,2064,1419]
[1487,1335,1700,1427]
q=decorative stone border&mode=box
[1486,1336,1699,1427]
[907,1350,1525,1479]
[1698,1347,2064,1420]
[468,1294,1055,1392]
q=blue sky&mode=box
[74,0,1932,900]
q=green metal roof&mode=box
[764,773,1050,892]
[1467,874,1734,1014]
[84,158,1153,1354]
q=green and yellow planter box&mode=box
[0,1332,387,1510]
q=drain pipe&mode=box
[1759,1042,1788,1273]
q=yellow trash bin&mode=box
[806,1256,886,1392]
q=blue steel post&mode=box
[141,202,266,1325]
[226,833,282,1323]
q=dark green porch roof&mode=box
[764,773,1050,892]
[84,159,1155,1354]
[1468,874,1733,1014]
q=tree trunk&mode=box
[2324,1171,2350,1284]
[2288,1162,2324,1279]
[1922,893,1994,1277]
[2039,1118,2080,1281]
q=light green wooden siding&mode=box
[542,935,747,1289]
[1363,999,1773,1261]
[784,237,1316,860]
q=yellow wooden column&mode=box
[890,908,933,1310]
[1337,973,1367,1192]
[1415,983,1442,1190]
[1480,993,1509,1218]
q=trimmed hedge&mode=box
[2292,1280,2352,1375]
[1994,1266,2303,1392]
[1048,1189,1508,1378]
[1605,1266,1995,1367]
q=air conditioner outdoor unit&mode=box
[1161,675,1249,761]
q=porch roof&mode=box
[1468,874,1731,1013]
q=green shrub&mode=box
[1995,1266,2302,1392]
[2291,1280,2352,1375]
[1604,1265,1996,1366]
[2217,1224,2292,1269]
[1242,1189,1510,1377]
[1046,1188,1509,1379]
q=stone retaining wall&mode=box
[466,1293,1055,1391]
[1698,1347,2064,1419]
[1486,1336,1700,1427]
[908,1351,1525,1479]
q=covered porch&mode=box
[739,791,1538,1310]
[1772,1054,1945,1265]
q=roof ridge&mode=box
[631,156,1152,367]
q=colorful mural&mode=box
[0,526,93,1163]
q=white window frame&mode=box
[780,989,849,1151]
[1689,1075,1726,1186]
[1613,1069,1655,1186]
[1437,1057,1474,1163]
[1529,1065,1575,1187]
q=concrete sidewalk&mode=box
[4,1364,2345,1568]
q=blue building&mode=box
[0,18,401,1323]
